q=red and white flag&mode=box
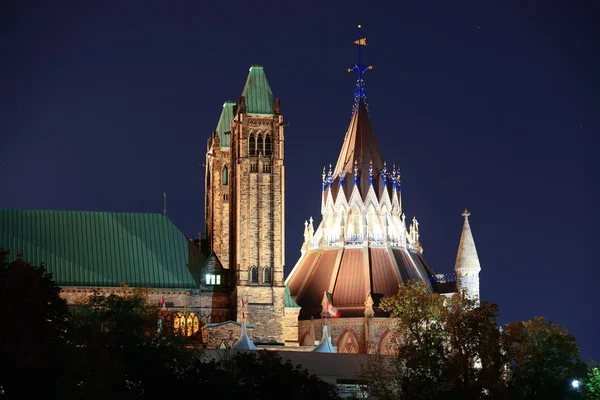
[161,295,165,308]
[326,300,340,318]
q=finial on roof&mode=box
[354,160,359,186]
[348,24,373,114]
[322,166,327,191]
[382,162,387,186]
[462,209,471,218]
[369,160,373,186]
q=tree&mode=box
[584,366,600,400]
[504,316,588,399]
[362,280,507,399]
[62,288,192,399]
[0,249,70,398]
[181,349,341,400]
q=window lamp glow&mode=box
[205,274,221,285]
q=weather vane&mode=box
[348,24,373,114]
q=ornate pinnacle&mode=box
[348,24,373,114]
[354,160,359,186]
[368,160,373,186]
[322,166,327,192]
[382,161,387,186]
[462,209,471,218]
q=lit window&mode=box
[205,274,221,285]
[174,312,199,337]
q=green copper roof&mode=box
[242,65,274,115]
[215,101,235,148]
[0,209,204,289]
[284,285,300,308]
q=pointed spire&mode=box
[454,209,480,272]
[232,320,258,350]
[454,209,481,300]
[241,65,274,115]
[348,24,373,114]
[215,100,236,148]
[313,323,336,353]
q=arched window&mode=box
[263,267,271,283]
[249,134,255,156]
[264,134,271,156]
[173,312,200,337]
[250,266,258,283]
[257,134,263,156]
[222,166,228,185]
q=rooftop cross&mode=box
[347,24,373,114]
[462,209,471,218]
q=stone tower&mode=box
[205,65,286,344]
[454,209,481,301]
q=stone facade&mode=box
[297,317,401,355]
[204,96,288,345]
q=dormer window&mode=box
[205,274,221,285]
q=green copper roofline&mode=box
[242,65,275,115]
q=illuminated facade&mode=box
[0,27,482,354]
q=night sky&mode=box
[1,1,598,362]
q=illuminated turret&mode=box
[454,209,482,301]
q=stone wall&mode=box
[298,317,397,354]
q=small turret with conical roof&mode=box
[313,323,336,353]
[454,209,482,301]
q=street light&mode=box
[571,379,580,389]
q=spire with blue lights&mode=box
[348,24,373,114]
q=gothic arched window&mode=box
[257,134,263,156]
[263,267,271,283]
[264,134,271,156]
[250,266,258,283]
[173,312,200,337]
[249,134,255,156]
[222,166,228,185]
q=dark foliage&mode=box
[0,249,71,398]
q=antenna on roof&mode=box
[163,192,167,216]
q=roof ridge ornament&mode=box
[348,24,373,114]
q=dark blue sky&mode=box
[1,1,598,362]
